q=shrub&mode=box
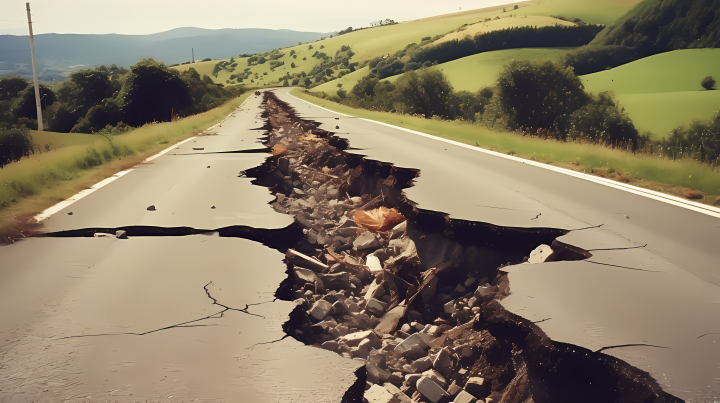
[497,59,588,130]
[566,91,639,146]
[393,69,455,118]
[0,126,34,168]
[702,76,716,90]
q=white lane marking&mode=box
[34,97,256,223]
[287,90,720,219]
[34,169,133,222]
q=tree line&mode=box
[0,59,242,135]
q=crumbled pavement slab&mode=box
[251,91,682,403]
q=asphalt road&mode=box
[1,88,719,402]
[0,95,360,402]
[275,88,720,402]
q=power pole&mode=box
[192,48,194,63]
[26,2,43,131]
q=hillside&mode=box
[582,49,720,136]
[315,48,576,95]
[590,0,720,50]
[0,28,328,80]
[522,0,644,25]
[173,2,531,86]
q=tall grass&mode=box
[0,93,250,225]
[291,89,720,196]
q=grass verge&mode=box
[0,92,252,237]
[291,89,720,205]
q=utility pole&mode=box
[192,48,194,63]
[26,2,43,131]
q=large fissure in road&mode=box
[254,91,681,403]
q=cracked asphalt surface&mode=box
[0,95,360,402]
[1,89,719,401]
[277,88,720,401]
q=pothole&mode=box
[254,91,680,403]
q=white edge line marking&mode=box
[34,96,253,223]
[288,90,720,219]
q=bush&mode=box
[566,91,639,146]
[497,59,588,130]
[337,88,348,99]
[393,69,454,118]
[702,76,716,90]
[0,126,34,168]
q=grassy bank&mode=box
[0,92,251,236]
[291,89,720,204]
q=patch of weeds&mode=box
[159,140,169,144]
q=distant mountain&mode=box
[0,27,331,80]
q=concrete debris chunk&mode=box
[365,384,400,403]
[402,344,427,360]
[405,373,422,387]
[528,244,555,264]
[354,231,381,250]
[293,267,325,294]
[390,220,407,239]
[365,277,385,300]
[444,300,456,314]
[422,369,447,388]
[115,230,128,239]
[308,300,333,321]
[366,253,383,273]
[366,298,389,316]
[366,361,392,384]
[321,341,339,352]
[464,377,491,399]
[318,272,351,290]
[447,381,462,396]
[384,383,412,403]
[395,333,432,355]
[474,284,493,299]
[374,304,406,335]
[147,205,156,211]
[340,330,381,349]
[411,356,432,372]
[432,348,454,377]
[416,376,450,403]
[463,277,476,288]
[452,390,477,403]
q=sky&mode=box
[0,0,521,36]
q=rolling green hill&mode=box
[315,47,576,95]
[582,49,720,136]
[172,0,642,89]
[522,0,643,26]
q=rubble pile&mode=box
[250,92,680,403]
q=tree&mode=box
[68,69,112,107]
[303,78,313,87]
[497,59,588,130]
[0,126,34,168]
[119,59,193,127]
[0,77,28,101]
[702,76,716,90]
[350,75,380,99]
[393,69,454,118]
[291,62,297,68]
[566,91,638,146]
[11,84,56,120]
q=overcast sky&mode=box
[1,0,521,36]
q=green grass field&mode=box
[391,47,575,91]
[582,49,720,136]
[291,88,720,200]
[0,93,251,234]
[522,0,643,25]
